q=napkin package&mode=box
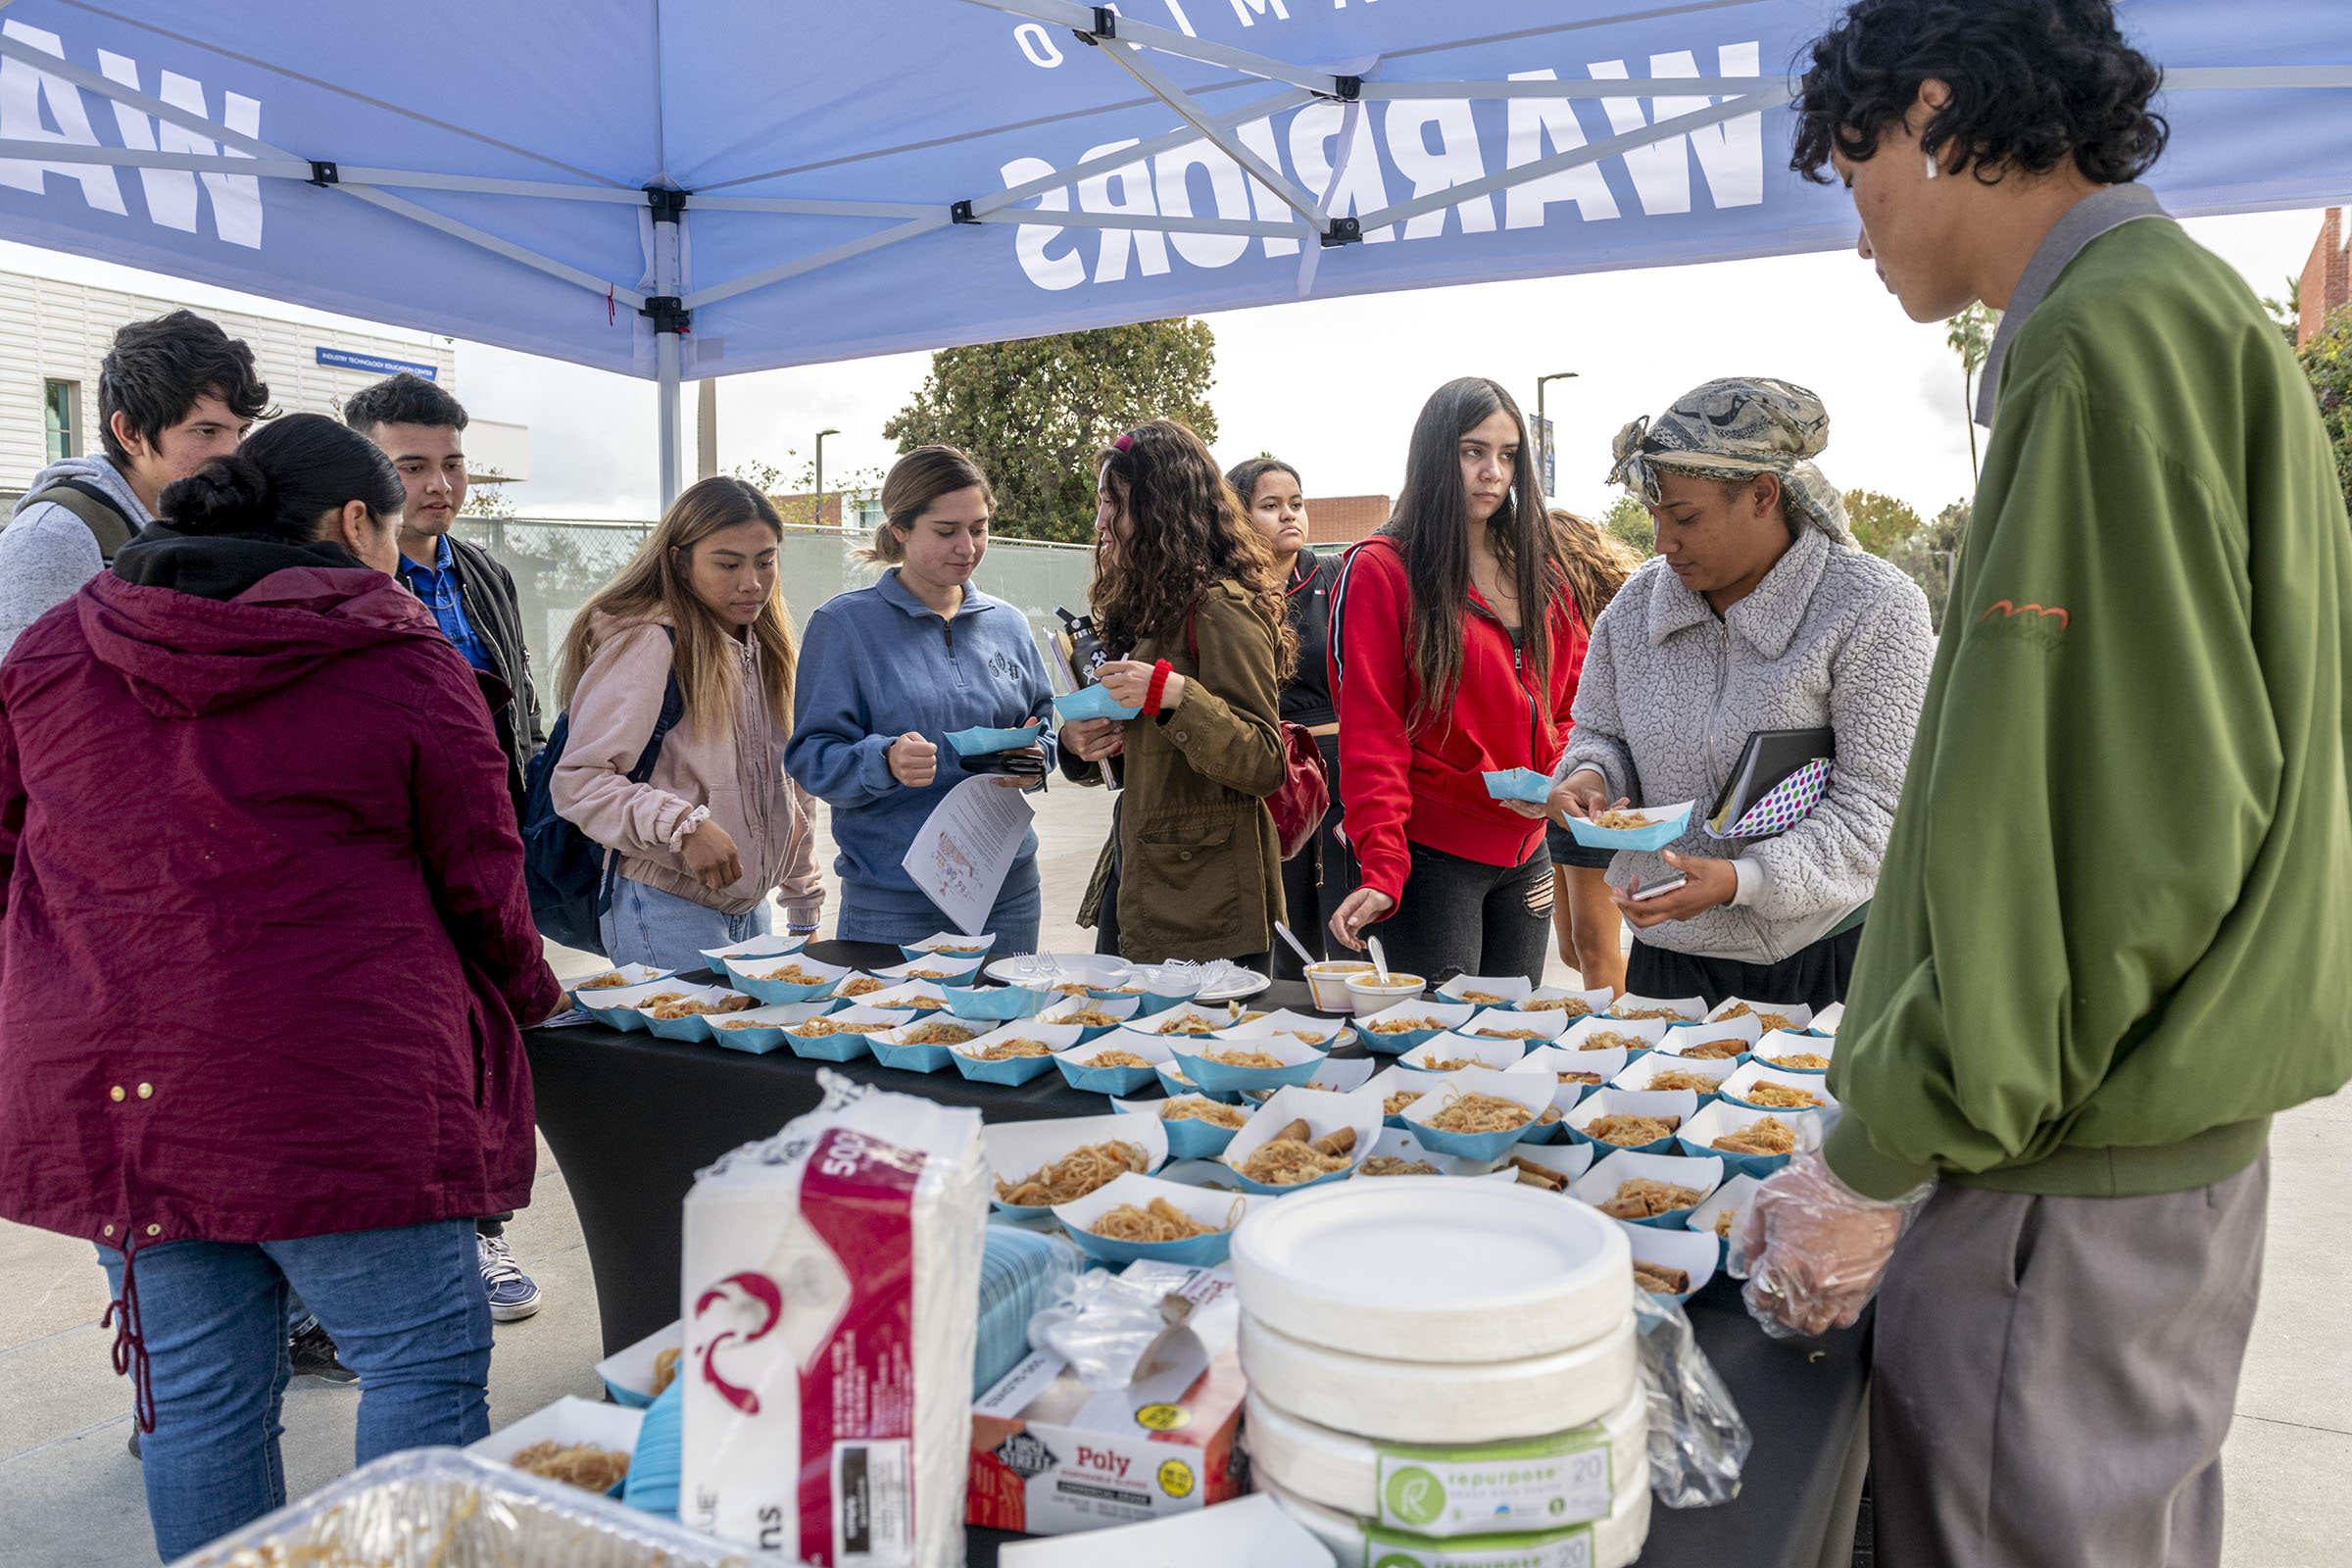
[681,1071,990,1567]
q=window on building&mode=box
[43,379,79,464]
[847,494,885,533]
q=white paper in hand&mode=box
[901,774,1036,935]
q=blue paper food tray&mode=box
[1052,685,1141,721]
[947,722,1044,755]
[1482,767,1554,804]
[1566,799,1694,852]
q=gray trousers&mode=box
[1872,1156,2269,1568]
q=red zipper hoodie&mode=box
[1330,533,1587,906]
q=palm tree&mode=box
[1945,303,1999,480]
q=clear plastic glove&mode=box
[1632,1287,1749,1508]
[1739,1151,1933,1339]
[1027,1268,1179,1392]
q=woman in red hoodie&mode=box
[1327,378,1586,983]
[0,414,558,1560]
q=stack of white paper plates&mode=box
[1258,1469,1655,1568]
[1237,1312,1638,1444]
[1228,1176,1630,1362]
[1242,1383,1648,1524]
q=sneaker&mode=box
[289,1320,360,1384]
[478,1233,543,1323]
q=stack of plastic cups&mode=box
[1229,1179,1651,1565]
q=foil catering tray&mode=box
[172,1446,774,1567]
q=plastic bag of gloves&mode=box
[680,1069,989,1566]
[1633,1286,1751,1509]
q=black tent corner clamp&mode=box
[640,296,691,335]
[643,185,688,224]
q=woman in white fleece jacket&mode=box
[551,477,822,970]
[1552,379,1933,1010]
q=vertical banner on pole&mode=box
[1536,415,1556,498]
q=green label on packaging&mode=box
[1361,1521,1596,1568]
[1372,1430,1611,1537]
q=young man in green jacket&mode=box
[1748,4,2352,1564]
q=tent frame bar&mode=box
[0,28,649,308]
[683,214,953,310]
[1088,25,1333,233]
[956,0,1351,99]
[1353,83,1794,234]
[970,205,1298,238]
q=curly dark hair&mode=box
[1789,0,2167,186]
[98,310,271,466]
[1091,419,1297,676]
[341,370,467,433]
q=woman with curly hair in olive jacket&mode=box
[1059,419,1294,967]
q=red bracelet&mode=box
[1142,659,1174,715]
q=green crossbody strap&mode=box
[23,480,137,562]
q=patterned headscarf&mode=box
[1607,377,1853,545]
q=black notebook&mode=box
[1705,727,1836,838]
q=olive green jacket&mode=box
[1067,579,1287,960]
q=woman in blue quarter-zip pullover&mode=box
[786,446,1057,949]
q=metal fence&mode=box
[452,517,1098,675]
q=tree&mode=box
[1598,493,1655,557]
[1886,499,1972,630]
[882,319,1219,543]
[1842,489,1923,560]
[1944,302,1999,481]
[732,455,884,530]
[2296,303,2352,517]
[2260,274,2301,349]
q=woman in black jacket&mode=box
[1227,456,1352,982]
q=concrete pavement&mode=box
[2,785,2342,1563]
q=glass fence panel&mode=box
[454,520,1099,675]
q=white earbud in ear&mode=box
[1925,152,1938,180]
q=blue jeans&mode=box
[98,1219,491,1561]
[837,860,1042,953]
[600,875,772,972]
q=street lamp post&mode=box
[1535,371,1578,496]
[814,427,841,529]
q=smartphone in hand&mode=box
[1630,873,1690,902]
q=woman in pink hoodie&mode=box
[552,477,823,968]
[0,414,559,1559]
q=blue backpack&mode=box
[520,631,684,956]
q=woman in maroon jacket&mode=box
[0,414,559,1560]
[1328,377,1586,983]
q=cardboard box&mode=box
[968,1263,1248,1536]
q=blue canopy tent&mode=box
[3,0,2347,502]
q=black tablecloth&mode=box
[523,941,1867,1568]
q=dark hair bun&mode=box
[161,455,275,536]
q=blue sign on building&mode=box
[315,347,438,380]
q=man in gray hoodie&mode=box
[1,310,270,657]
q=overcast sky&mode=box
[0,205,2322,527]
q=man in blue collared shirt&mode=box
[347,372,546,1326]
[398,530,494,673]
[346,373,541,820]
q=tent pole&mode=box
[657,335,682,510]
[649,186,687,510]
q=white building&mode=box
[1,269,526,494]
